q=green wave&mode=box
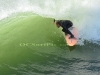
[0,14,67,58]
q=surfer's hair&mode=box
[54,19,55,22]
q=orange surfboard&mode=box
[65,27,77,46]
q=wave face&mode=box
[0,0,100,44]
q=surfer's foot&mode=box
[69,36,77,39]
[69,35,75,39]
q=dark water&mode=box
[0,15,100,75]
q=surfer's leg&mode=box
[65,29,74,38]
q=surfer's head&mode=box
[56,21,60,28]
[53,19,60,28]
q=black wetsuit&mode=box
[56,20,74,38]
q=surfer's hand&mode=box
[65,33,68,35]
[62,29,65,32]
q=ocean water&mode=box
[0,0,100,75]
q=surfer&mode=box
[53,19,75,39]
